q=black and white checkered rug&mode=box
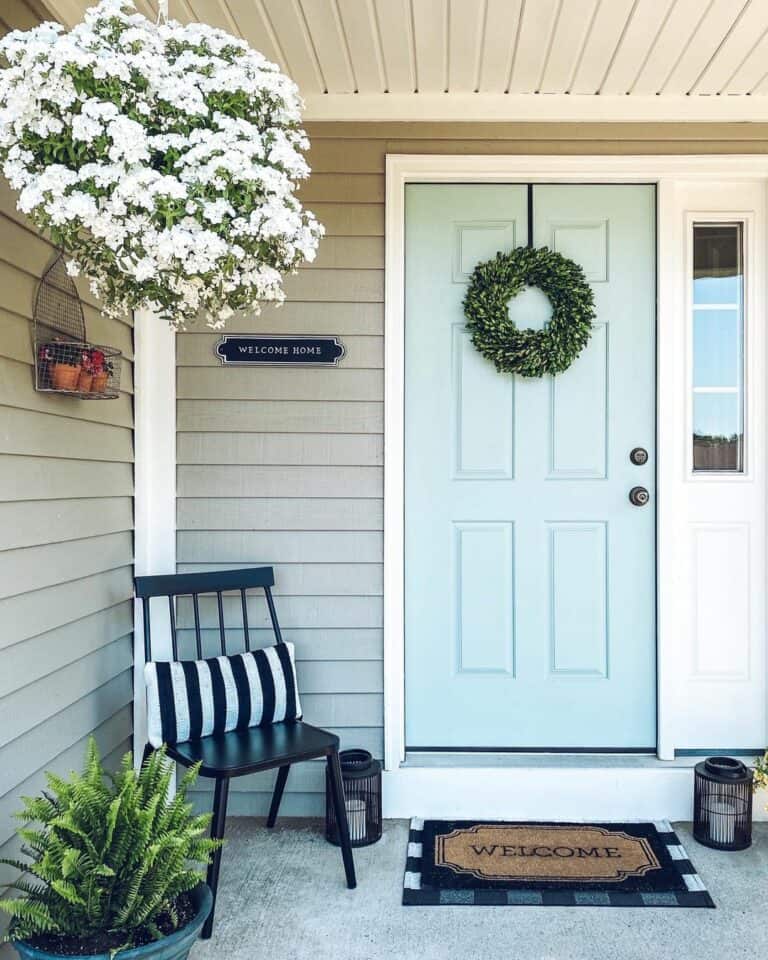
[403,819,715,908]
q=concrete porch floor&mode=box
[191,819,768,960]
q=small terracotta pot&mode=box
[77,371,93,392]
[51,363,81,391]
[91,371,108,393]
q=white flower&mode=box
[201,198,234,223]
[107,115,149,163]
[72,112,102,143]
[132,256,156,281]
[18,182,44,212]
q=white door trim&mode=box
[384,155,768,785]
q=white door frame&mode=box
[384,155,768,786]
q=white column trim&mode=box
[133,308,176,757]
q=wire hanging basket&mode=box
[33,254,122,400]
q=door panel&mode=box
[404,183,656,749]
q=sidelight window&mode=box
[692,222,745,473]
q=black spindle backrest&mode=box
[134,566,278,662]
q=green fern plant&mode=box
[0,739,219,952]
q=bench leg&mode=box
[326,749,357,889]
[266,765,290,828]
[201,776,230,940]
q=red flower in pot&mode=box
[89,349,110,393]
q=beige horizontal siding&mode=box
[178,366,383,401]
[178,464,382,498]
[179,122,764,815]
[0,455,133,500]
[177,497,383,529]
[306,236,383,269]
[173,562,382,595]
[0,498,133,550]
[0,567,134,651]
[305,120,768,141]
[200,301,383,334]
[303,202,384,236]
[177,433,383,465]
[299,174,384,203]
[0,403,133,460]
[0,3,134,908]
[175,595,382,630]
[0,532,133,599]
[0,640,132,751]
[178,530,381,564]
[0,603,133,698]
[170,623,382,662]
[177,400,383,434]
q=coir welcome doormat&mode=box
[403,820,714,907]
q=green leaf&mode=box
[60,848,81,878]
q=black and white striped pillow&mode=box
[144,643,303,748]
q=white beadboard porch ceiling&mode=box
[42,0,768,120]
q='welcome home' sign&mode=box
[215,334,345,366]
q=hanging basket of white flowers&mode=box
[0,0,323,330]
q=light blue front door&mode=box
[404,184,656,750]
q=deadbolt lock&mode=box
[630,447,649,466]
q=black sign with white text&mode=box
[215,334,346,366]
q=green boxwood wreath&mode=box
[463,246,597,378]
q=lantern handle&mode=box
[704,755,748,779]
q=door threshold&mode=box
[403,751,700,769]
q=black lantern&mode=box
[693,756,753,850]
[325,749,382,848]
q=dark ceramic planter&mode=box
[12,884,212,960]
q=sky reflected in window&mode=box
[692,223,744,473]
